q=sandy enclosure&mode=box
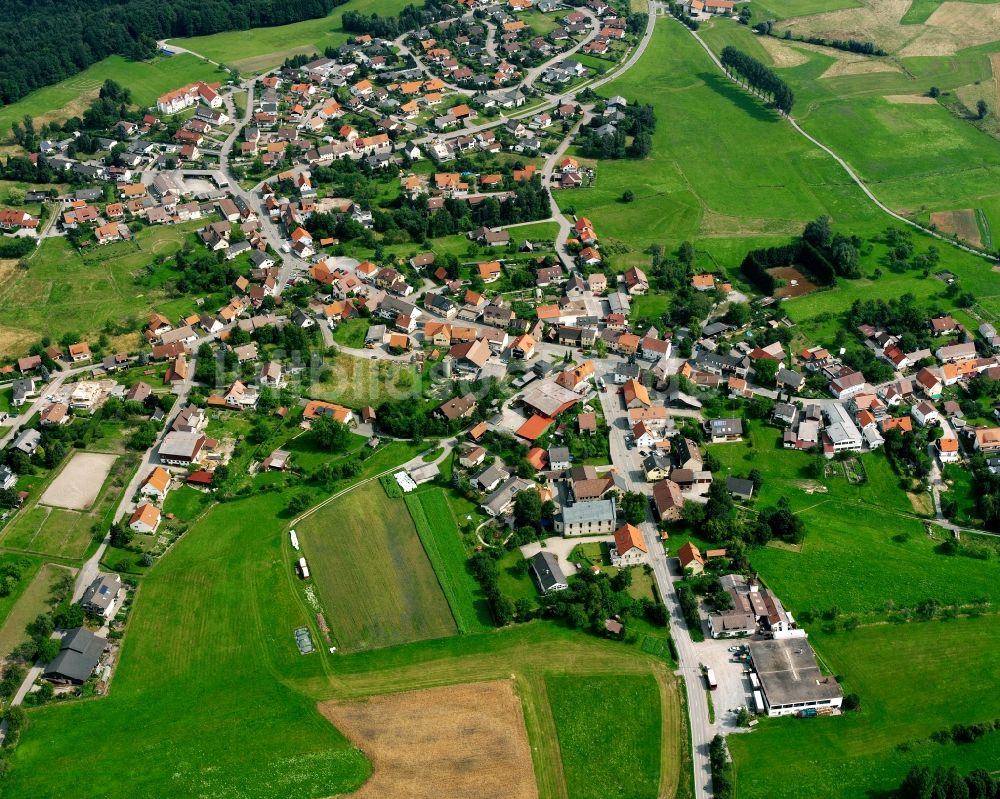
[39,452,117,510]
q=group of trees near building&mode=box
[740,216,862,293]
[0,0,340,107]
[720,46,794,113]
[342,0,453,40]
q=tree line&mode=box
[899,764,1000,799]
[0,0,341,109]
[753,23,886,56]
[720,46,794,113]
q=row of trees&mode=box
[753,23,885,56]
[0,0,341,108]
[720,46,794,113]
[739,216,862,293]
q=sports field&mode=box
[0,220,205,352]
[404,488,492,634]
[168,0,412,73]
[0,54,223,138]
[729,616,1000,798]
[320,681,539,799]
[547,674,664,799]
[296,483,457,651]
[708,424,1000,616]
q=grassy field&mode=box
[0,555,42,630]
[554,21,886,270]
[547,673,663,799]
[403,488,492,634]
[168,0,411,73]
[708,423,1000,617]
[1,507,98,560]
[6,439,685,799]
[730,616,1000,798]
[309,352,423,409]
[296,482,457,651]
[0,221,205,353]
[0,54,224,138]
[0,563,69,661]
[331,317,369,348]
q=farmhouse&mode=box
[748,639,843,717]
[610,523,648,567]
[677,541,704,574]
[140,466,171,501]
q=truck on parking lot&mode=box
[705,667,718,690]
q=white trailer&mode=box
[290,529,300,551]
[297,556,310,579]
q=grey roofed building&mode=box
[365,324,387,346]
[43,627,107,684]
[748,638,843,717]
[11,378,36,406]
[707,417,744,439]
[482,476,535,517]
[520,380,581,417]
[702,321,733,337]
[548,445,571,468]
[776,367,805,390]
[772,402,797,427]
[559,499,616,536]
[475,463,510,492]
[11,428,41,455]
[530,550,568,594]
[726,476,755,500]
[0,465,16,490]
[158,430,206,465]
[80,573,122,618]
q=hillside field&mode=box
[168,0,412,73]
[0,54,224,138]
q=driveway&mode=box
[520,534,614,575]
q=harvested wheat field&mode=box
[321,681,538,799]
[782,0,915,54]
[821,54,901,79]
[884,94,938,104]
[756,35,809,68]
[768,266,818,298]
[930,209,982,246]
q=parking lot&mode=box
[694,632,757,732]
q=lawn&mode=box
[161,485,212,522]
[168,0,412,73]
[707,423,1000,617]
[0,220,207,352]
[730,616,1000,798]
[546,673,662,799]
[296,482,457,651]
[0,54,224,138]
[404,488,492,634]
[4,492,371,799]
[309,352,423,409]
[331,317,370,348]
[7,442,684,799]
[554,21,886,269]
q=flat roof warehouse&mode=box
[748,639,843,717]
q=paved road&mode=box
[597,386,715,799]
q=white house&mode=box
[610,523,648,567]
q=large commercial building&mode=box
[748,639,843,717]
